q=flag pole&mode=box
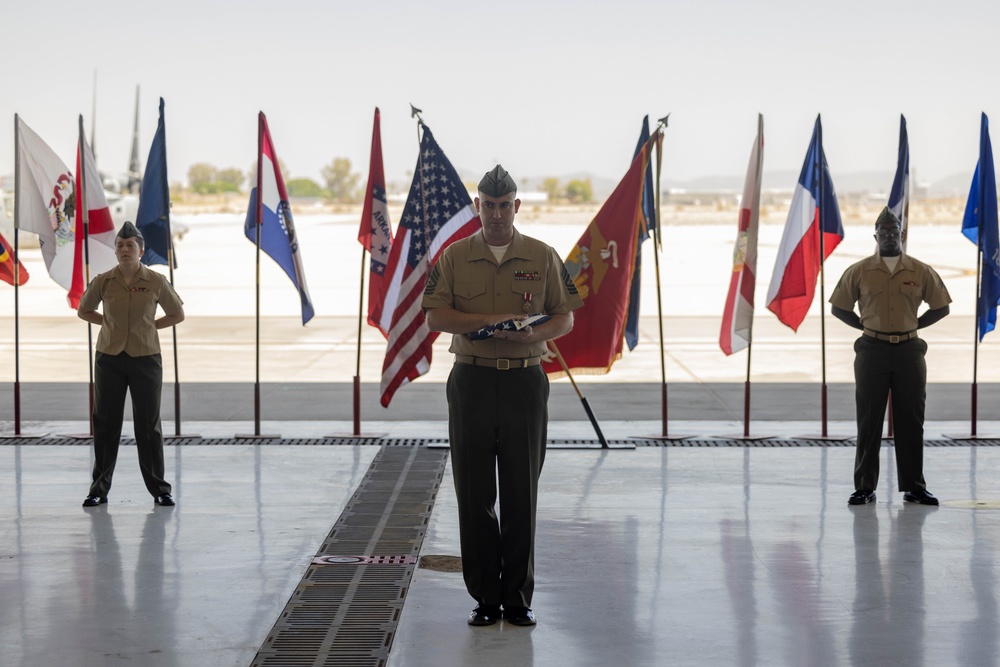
[548,340,608,447]
[652,118,670,437]
[972,223,982,436]
[79,115,96,437]
[13,115,23,436]
[354,248,366,435]
[254,112,264,436]
[817,114,829,438]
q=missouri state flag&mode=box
[720,114,764,355]
[542,137,652,376]
[765,115,843,331]
[244,112,314,325]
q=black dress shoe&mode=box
[82,495,107,507]
[503,606,536,626]
[848,489,876,505]
[155,494,175,507]
[903,489,939,506]
[468,605,500,626]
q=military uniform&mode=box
[830,251,951,492]
[79,263,184,499]
[422,227,582,612]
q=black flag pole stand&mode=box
[548,341,633,450]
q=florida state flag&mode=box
[543,142,651,376]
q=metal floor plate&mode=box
[250,445,448,667]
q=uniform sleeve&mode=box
[421,247,455,311]
[544,247,584,315]
[77,275,104,312]
[156,275,184,315]
[922,265,952,309]
[828,265,860,311]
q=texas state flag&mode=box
[766,115,843,331]
[244,112,314,325]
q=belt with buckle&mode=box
[454,355,541,370]
[863,328,918,344]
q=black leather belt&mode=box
[863,328,918,344]
[454,355,541,370]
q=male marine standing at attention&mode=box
[422,165,583,626]
[830,206,951,506]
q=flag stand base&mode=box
[635,433,696,441]
[0,432,49,438]
[716,433,777,441]
[794,433,854,441]
[164,433,202,440]
[942,433,1000,441]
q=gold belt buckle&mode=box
[889,335,900,343]
[496,358,511,371]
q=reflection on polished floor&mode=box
[2,436,1000,666]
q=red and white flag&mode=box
[379,126,479,407]
[720,114,764,355]
[69,129,117,308]
[358,108,393,337]
[765,115,843,331]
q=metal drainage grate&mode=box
[4,436,1000,448]
[250,444,448,667]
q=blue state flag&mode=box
[888,114,909,248]
[244,112,314,325]
[136,97,175,267]
[624,115,657,351]
[961,112,1000,341]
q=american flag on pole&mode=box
[379,125,479,407]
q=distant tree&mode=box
[188,163,217,194]
[215,168,244,193]
[541,177,561,201]
[565,178,593,204]
[321,157,360,201]
[287,178,326,198]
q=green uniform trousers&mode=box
[853,336,928,492]
[89,352,171,499]
[446,362,548,610]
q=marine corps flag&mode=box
[542,139,652,376]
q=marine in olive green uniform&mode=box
[423,165,583,627]
[77,222,185,507]
[830,207,951,506]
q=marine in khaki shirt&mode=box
[422,165,581,629]
[830,207,951,507]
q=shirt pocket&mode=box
[455,280,487,306]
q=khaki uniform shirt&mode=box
[422,228,583,359]
[78,265,184,356]
[829,252,951,332]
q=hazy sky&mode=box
[3,0,999,191]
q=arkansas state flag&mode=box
[720,114,764,355]
[0,231,29,286]
[359,107,393,337]
[765,115,843,331]
[244,112,315,325]
[69,127,117,308]
[542,140,651,376]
